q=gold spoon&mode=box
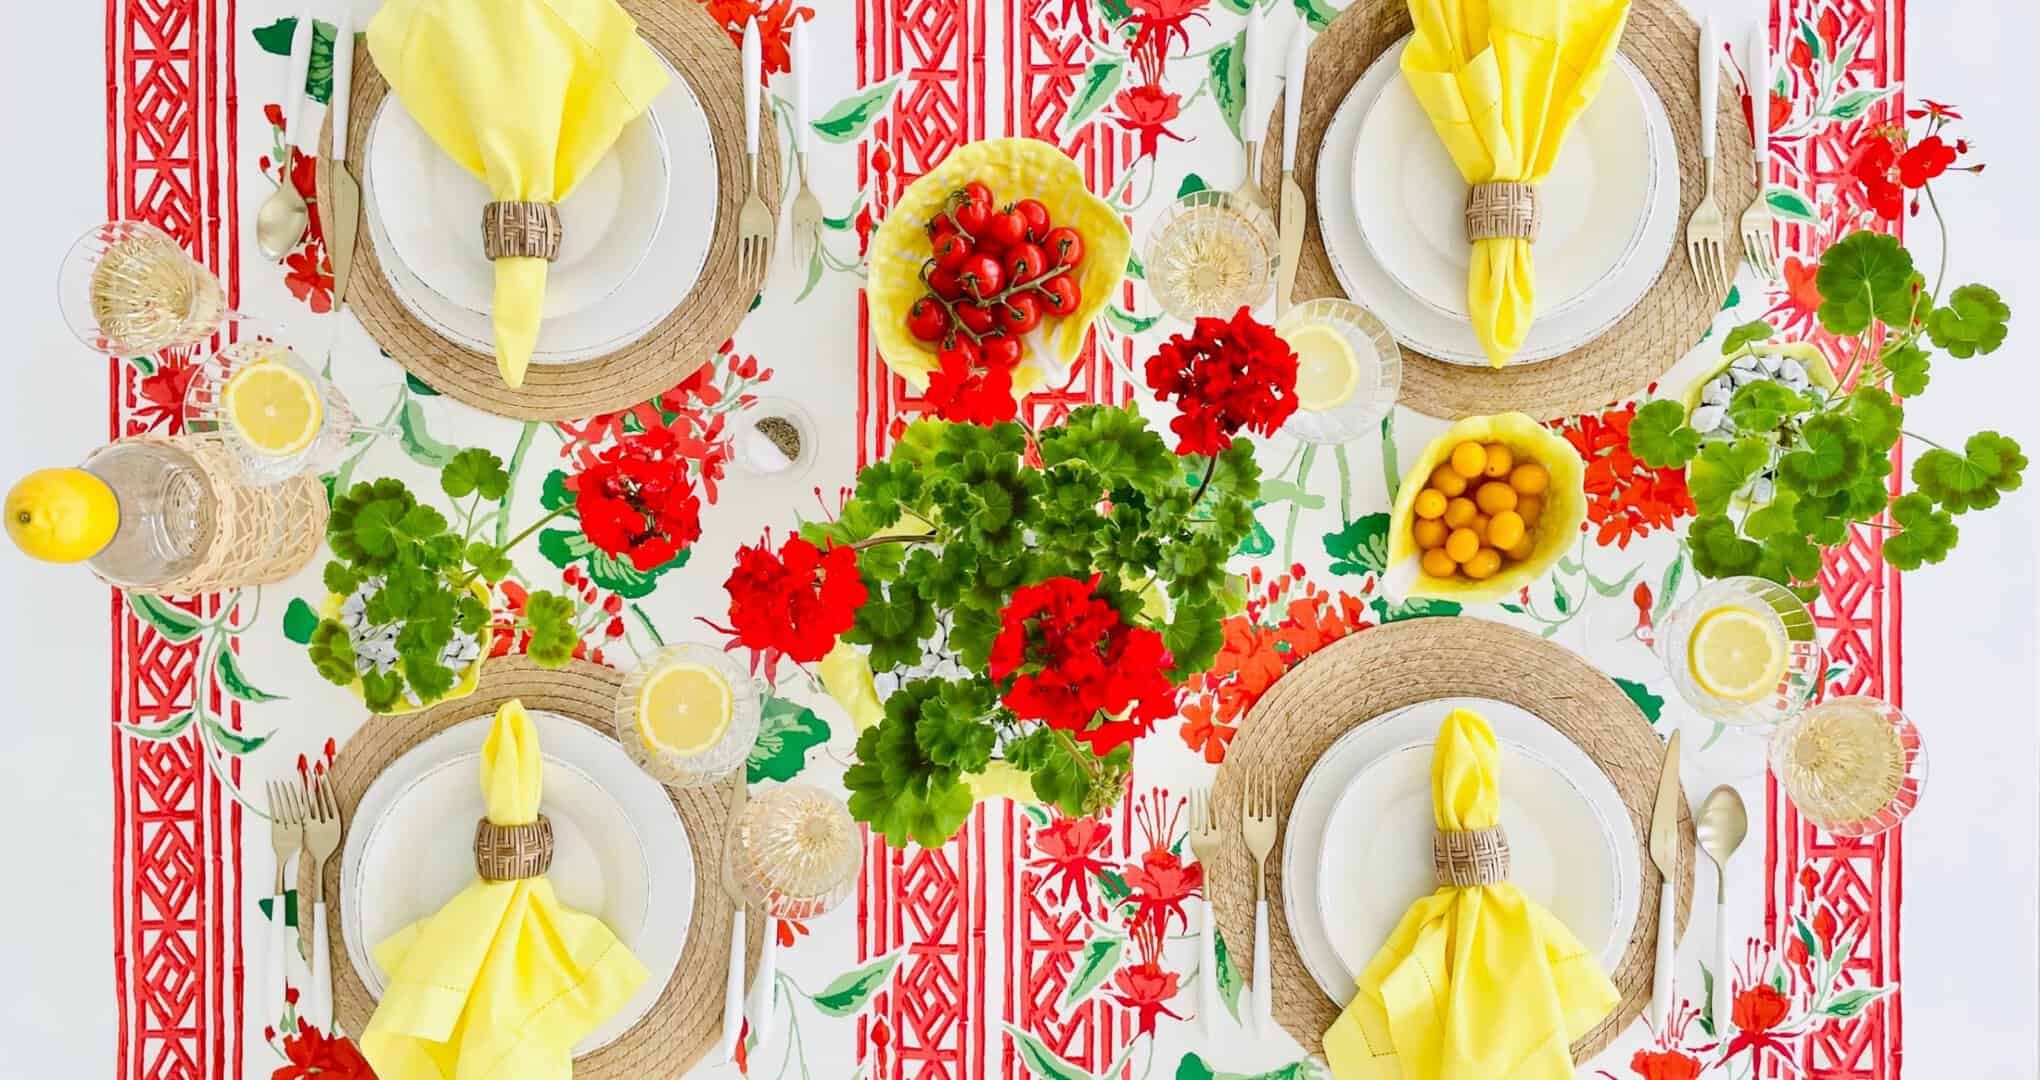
[256,11,316,261]
[1696,785,1749,1031]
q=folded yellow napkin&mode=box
[366,0,669,388]
[1322,708,1618,1080]
[1400,0,1632,366]
[361,699,649,1080]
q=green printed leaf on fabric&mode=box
[216,648,285,703]
[1058,932,1126,1010]
[1208,32,1248,141]
[813,78,900,144]
[128,592,204,643]
[748,696,831,783]
[810,948,905,1017]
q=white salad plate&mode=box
[362,51,718,363]
[1281,697,1640,1005]
[1320,38,1680,366]
[339,709,692,1055]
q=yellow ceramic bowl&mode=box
[1678,341,1840,413]
[868,138,1133,395]
[1385,413,1588,604]
[321,580,489,716]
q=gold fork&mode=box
[1684,15,1733,297]
[1240,769,1279,1035]
[303,773,344,1032]
[1232,2,1268,210]
[787,17,823,269]
[1737,23,1779,280]
[1186,788,1225,1034]
[265,781,306,1024]
[737,17,774,287]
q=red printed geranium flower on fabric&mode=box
[135,356,197,433]
[284,245,335,313]
[1029,813,1113,910]
[272,1020,374,1080]
[719,529,867,678]
[569,427,704,571]
[1108,962,1185,1037]
[1144,306,1299,456]
[1113,84,1187,158]
[989,575,1175,755]
[1627,1049,1703,1080]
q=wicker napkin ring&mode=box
[475,816,555,881]
[483,201,564,262]
[1465,182,1540,243]
[1433,825,1511,886]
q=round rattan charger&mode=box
[314,656,761,1077]
[1259,0,1755,420]
[1207,618,1694,1062]
[318,0,781,421]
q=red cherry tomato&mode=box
[1002,243,1049,288]
[961,181,995,211]
[1043,227,1085,268]
[983,206,1028,250]
[927,217,959,246]
[1014,198,1052,243]
[949,200,989,238]
[938,338,982,368]
[955,302,999,336]
[958,254,1005,300]
[931,231,973,271]
[995,293,1044,336]
[927,265,965,300]
[1035,274,1081,317]
[979,334,1024,370]
[907,296,951,343]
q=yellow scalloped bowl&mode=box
[1678,341,1840,413]
[1384,413,1589,604]
[320,582,489,716]
[868,138,1133,394]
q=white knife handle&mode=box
[1698,15,1718,162]
[1199,901,1221,1033]
[1241,4,1265,144]
[330,10,353,165]
[1650,879,1676,1031]
[282,8,316,151]
[1750,24,1769,173]
[1713,895,1730,1039]
[742,18,762,156]
[719,907,747,1062]
[268,891,292,1032]
[792,17,811,159]
[1252,896,1272,1033]
[750,920,779,1049]
[311,902,333,1032]
[1282,30,1307,172]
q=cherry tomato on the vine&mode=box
[1014,198,1051,243]
[907,296,951,342]
[995,293,1044,336]
[938,338,982,368]
[979,334,1023,370]
[982,207,1028,250]
[1042,227,1085,268]
[1002,243,1049,288]
[1035,274,1081,317]
[955,302,998,336]
[927,265,965,300]
[958,254,1005,300]
[931,231,973,271]
[961,181,995,210]
[949,200,989,238]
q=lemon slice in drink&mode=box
[223,360,322,456]
[1688,606,1788,703]
[637,662,734,757]
[1287,322,1360,411]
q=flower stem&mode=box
[497,504,572,558]
[1899,429,1949,451]
[849,531,937,551]
[1189,452,1219,506]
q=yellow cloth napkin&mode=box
[1400,0,1631,366]
[365,0,669,388]
[361,699,649,1080]
[1322,708,1618,1080]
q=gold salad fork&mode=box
[737,17,775,286]
[787,17,823,267]
[1240,770,1280,1035]
[1186,788,1225,1033]
[1684,15,1733,297]
[303,774,344,1032]
[266,781,306,1022]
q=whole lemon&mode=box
[6,469,119,563]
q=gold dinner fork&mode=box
[738,17,774,287]
[1684,15,1733,297]
[266,781,306,1022]
[1738,24,1779,280]
[303,774,344,1032]
[787,17,823,268]
[1240,770,1279,1035]
[1186,788,1225,1034]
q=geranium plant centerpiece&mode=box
[717,307,1295,847]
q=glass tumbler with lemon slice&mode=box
[182,343,357,485]
[1276,298,1403,444]
[615,643,761,789]
[1657,576,1823,726]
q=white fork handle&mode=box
[1252,894,1272,1034]
[1650,876,1676,1031]
[750,920,779,1049]
[742,19,762,157]
[282,8,315,151]
[268,889,292,1030]
[310,902,333,1032]
[1241,3,1265,144]
[1200,900,1222,1033]
[1698,15,1718,163]
[719,907,747,1062]
[792,17,811,160]
[1712,894,1730,1038]
[331,9,353,164]
[1750,24,1769,175]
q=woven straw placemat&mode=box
[1259,0,1754,420]
[1207,617,1694,1062]
[318,0,780,421]
[315,656,759,1076]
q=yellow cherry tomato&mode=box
[1428,465,1468,497]
[1443,496,1478,528]
[1470,513,1491,542]
[1445,527,1481,563]
[1487,510,1526,551]
[1413,488,1448,519]
[1509,462,1550,496]
[1448,441,1488,479]
[1481,443,1514,479]
[1464,548,1503,580]
[1413,518,1448,550]
[1421,548,1460,579]
[1516,493,1543,526]
[1506,535,1537,561]
[1474,481,1518,515]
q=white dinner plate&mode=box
[362,51,718,363]
[339,709,692,1055]
[1281,697,1639,1005]
[1353,41,1656,323]
[1318,39,1680,366]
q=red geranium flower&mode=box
[1113,84,1187,158]
[1029,814,1113,910]
[570,427,703,571]
[989,575,1175,755]
[135,356,196,433]
[1849,136,1905,219]
[1124,847,1201,936]
[1550,403,1694,549]
[924,348,1019,426]
[272,1020,374,1080]
[1906,99,1962,121]
[284,244,334,313]
[720,529,867,676]
[1144,306,1299,456]
[1897,134,1957,187]
[1108,961,1184,1037]
[1628,1049,1703,1080]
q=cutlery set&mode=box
[265,774,345,1033]
[1182,774,1286,1034]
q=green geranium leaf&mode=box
[1720,319,1776,356]
[465,541,515,583]
[1882,341,1931,397]
[1926,284,2011,358]
[1816,231,1919,336]
[322,560,361,597]
[1743,489,1801,541]
[1163,597,1226,675]
[1727,381,1810,434]
[844,713,975,848]
[1845,386,1904,451]
[1629,400,1700,468]
[1690,514,1765,579]
[1913,431,2027,513]
[307,620,358,685]
[1777,415,1866,498]
[360,669,407,713]
[523,590,579,666]
[1759,531,1824,584]
[441,448,510,501]
[845,580,937,673]
[855,460,924,525]
[1689,436,1771,515]
[1883,492,1958,570]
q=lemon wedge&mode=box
[1688,606,1788,703]
[636,662,734,757]
[1287,321,1360,411]
[223,360,322,457]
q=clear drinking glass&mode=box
[614,643,762,789]
[1656,576,1823,726]
[1144,189,1279,321]
[59,222,230,357]
[1276,298,1404,444]
[1769,695,1926,837]
[182,343,358,486]
[730,397,817,480]
[736,783,862,920]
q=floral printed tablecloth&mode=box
[0,0,2035,1078]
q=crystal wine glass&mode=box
[59,222,234,358]
[1769,695,1926,838]
[1144,190,1279,321]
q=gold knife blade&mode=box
[1648,729,1682,878]
[1276,171,1306,315]
[320,157,361,310]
